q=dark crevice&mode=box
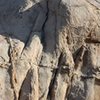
[47,52,63,99]
[74,45,86,70]
[47,68,58,99]
[95,78,100,85]
[67,75,75,100]
[41,0,49,48]
[85,38,100,43]
[18,68,31,100]
[65,82,72,100]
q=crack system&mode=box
[6,36,17,100]
[41,0,49,47]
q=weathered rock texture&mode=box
[0,0,100,100]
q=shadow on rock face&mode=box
[0,0,47,43]
[0,0,70,49]
[43,0,70,53]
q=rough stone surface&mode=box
[0,0,100,100]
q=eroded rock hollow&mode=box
[0,0,100,100]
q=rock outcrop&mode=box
[0,0,100,100]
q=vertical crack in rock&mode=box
[18,69,32,100]
[74,45,87,71]
[41,0,49,47]
[6,37,17,100]
[47,53,63,100]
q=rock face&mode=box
[0,0,100,100]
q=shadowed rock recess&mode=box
[0,0,100,100]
